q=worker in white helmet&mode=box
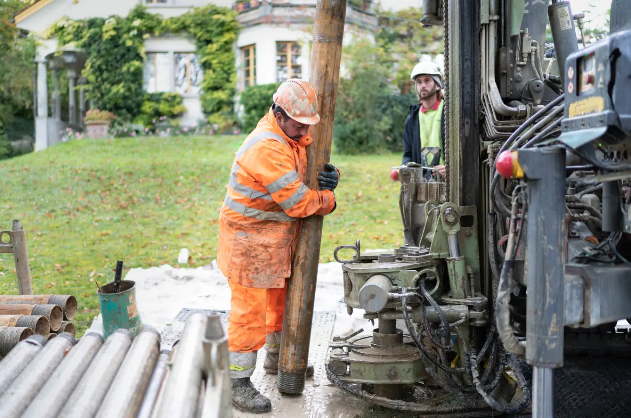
[402,61,446,179]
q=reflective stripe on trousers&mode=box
[229,351,258,378]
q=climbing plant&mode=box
[47,5,238,125]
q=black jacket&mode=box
[402,103,446,165]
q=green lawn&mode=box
[0,136,402,333]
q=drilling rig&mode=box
[327,0,631,416]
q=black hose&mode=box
[569,202,602,219]
[418,280,453,350]
[401,295,467,376]
[522,118,562,148]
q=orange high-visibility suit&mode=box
[218,108,337,378]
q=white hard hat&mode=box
[410,61,443,87]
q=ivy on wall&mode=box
[47,5,239,126]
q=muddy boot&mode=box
[231,377,271,414]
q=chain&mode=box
[443,0,450,199]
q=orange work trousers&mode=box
[227,279,286,353]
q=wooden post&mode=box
[277,0,346,394]
[0,221,34,295]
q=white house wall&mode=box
[237,25,312,87]
[16,0,135,34]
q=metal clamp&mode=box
[334,239,361,263]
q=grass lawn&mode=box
[0,135,402,334]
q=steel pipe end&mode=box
[0,326,34,356]
[16,315,50,337]
[47,333,57,341]
[24,334,48,347]
[140,324,161,338]
[112,328,133,340]
[58,321,76,336]
[277,371,306,394]
[83,332,105,344]
[32,304,63,331]
[56,332,77,345]
[48,295,78,320]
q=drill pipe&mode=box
[0,334,47,396]
[53,321,75,336]
[58,329,133,418]
[0,326,34,356]
[0,304,63,331]
[154,313,207,418]
[278,0,346,395]
[136,349,171,418]
[47,333,57,340]
[0,333,76,418]
[0,315,50,337]
[0,314,49,337]
[0,295,77,320]
[200,314,232,418]
[21,332,104,418]
[95,327,160,418]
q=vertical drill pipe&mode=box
[0,335,47,396]
[58,329,133,418]
[277,0,346,395]
[96,327,161,418]
[21,332,104,418]
[532,366,554,418]
[12,220,33,295]
[201,313,232,418]
[0,314,50,337]
[136,349,171,418]
[520,147,566,418]
[0,333,76,418]
[0,304,63,331]
[0,326,34,356]
[0,295,78,321]
[154,313,207,418]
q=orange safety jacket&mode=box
[217,108,337,289]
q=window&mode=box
[175,53,203,95]
[241,45,256,88]
[145,0,167,3]
[143,53,170,93]
[276,42,302,82]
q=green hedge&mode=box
[239,83,280,132]
[137,93,187,128]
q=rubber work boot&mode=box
[231,377,271,414]
[263,332,314,377]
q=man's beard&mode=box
[419,89,438,100]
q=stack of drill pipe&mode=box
[136,349,172,418]
[95,327,161,418]
[53,321,76,336]
[0,303,63,332]
[0,326,34,356]
[0,294,78,320]
[21,332,104,418]
[0,333,76,418]
[0,314,50,337]
[0,335,47,396]
[154,313,208,418]
[59,329,133,417]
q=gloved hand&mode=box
[318,163,339,191]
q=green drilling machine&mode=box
[327,1,631,416]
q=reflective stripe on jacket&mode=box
[217,108,337,289]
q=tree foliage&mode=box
[48,5,238,125]
[0,0,36,158]
[239,83,280,132]
[333,8,442,154]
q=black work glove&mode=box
[318,163,339,191]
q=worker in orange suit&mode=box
[217,79,339,414]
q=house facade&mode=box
[15,0,410,150]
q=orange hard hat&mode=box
[272,79,320,125]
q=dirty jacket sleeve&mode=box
[236,139,336,217]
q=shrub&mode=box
[84,109,115,123]
[137,93,187,129]
[239,83,280,132]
